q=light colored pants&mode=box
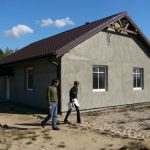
[43,101,58,128]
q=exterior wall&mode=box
[0,76,5,100]
[61,31,150,112]
[2,58,57,109]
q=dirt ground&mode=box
[0,102,150,150]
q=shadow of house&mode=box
[0,101,44,114]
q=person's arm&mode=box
[70,88,75,103]
[70,88,73,103]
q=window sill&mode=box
[26,89,34,92]
[93,89,106,92]
[133,88,142,91]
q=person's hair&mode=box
[74,81,80,86]
[51,79,59,85]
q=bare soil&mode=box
[0,102,150,150]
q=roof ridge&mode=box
[3,11,150,66]
[25,11,128,48]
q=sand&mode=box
[0,102,150,150]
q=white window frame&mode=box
[93,65,108,92]
[133,67,144,91]
[26,67,34,91]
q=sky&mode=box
[0,0,150,51]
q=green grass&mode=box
[143,127,150,130]
[110,120,127,124]
[26,141,32,145]
[124,141,150,150]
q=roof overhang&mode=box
[0,67,14,76]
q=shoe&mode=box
[64,120,71,124]
[53,127,60,130]
[41,121,45,128]
[77,121,82,124]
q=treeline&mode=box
[0,48,18,60]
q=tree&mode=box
[0,48,14,60]
[4,47,14,56]
[0,48,4,60]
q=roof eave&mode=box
[125,15,150,48]
[0,52,57,66]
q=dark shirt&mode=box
[70,86,78,102]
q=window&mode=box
[26,67,34,91]
[133,67,144,90]
[93,65,108,91]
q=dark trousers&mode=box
[64,104,81,123]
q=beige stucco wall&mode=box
[61,31,150,112]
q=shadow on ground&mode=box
[0,124,29,130]
[0,101,45,114]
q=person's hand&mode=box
[48,105,52,111]
[71,103,74,107]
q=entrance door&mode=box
[6,76,10,100]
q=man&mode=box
[41,79,60,130]
[64,81,81,124]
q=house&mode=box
[0,12,150,113]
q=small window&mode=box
[26,67,34,91]
[93,65,108,92]
[133,67,144,90]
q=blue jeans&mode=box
[43,101,58,128]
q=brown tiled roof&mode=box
[0,11,150,65]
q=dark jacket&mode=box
[70,86,78,102]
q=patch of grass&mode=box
[109,121,116,124]
[31,136,37,141]
[110,120,127,124]
[143,127,150,130]
[41,129,50,133]
[30,135,38,141]
[117,120,127,124]
[12,129,38,142]
[57,144,66,148]
[13,131,26,140]
[124,141,150,150]
[81,127,88,131]
[66,124,79,129]
[43,134,52,140]
[0,128,5,136]
[25,130,36,135]
[26,141,32,145]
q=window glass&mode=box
[93,66,108,91]
[133,67,144,89]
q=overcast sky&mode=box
[0,0,150,50]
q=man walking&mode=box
[41,79,60,130]
[64,81,81,124]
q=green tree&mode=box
[0,48,14,60]
[4,47,14,57]
[0,48,4,60]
